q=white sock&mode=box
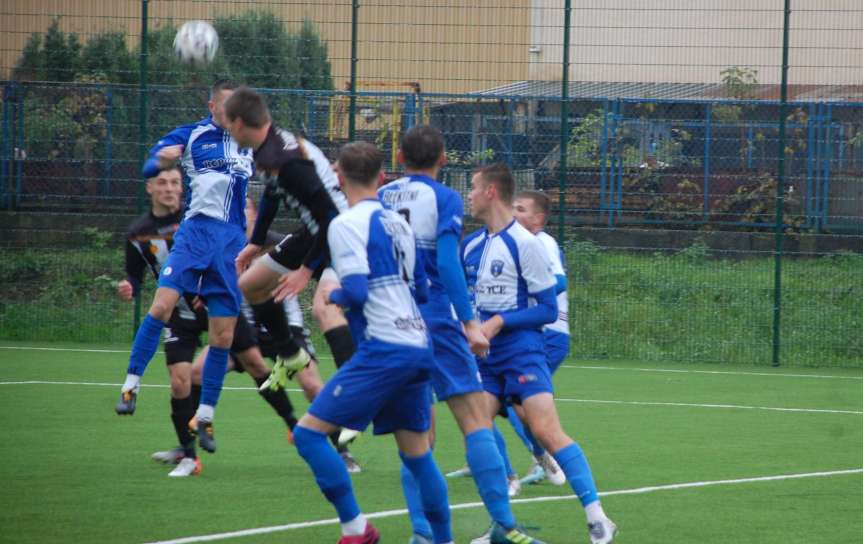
[340,513,367,536]
[195,404,215,422]
[585,500,606,524]
[122,374,140,392]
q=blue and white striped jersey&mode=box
[462,219,556,351]
[536,231,569,336]
[378,174,464,318]
[144,116,254,228]
[328,199,429,350]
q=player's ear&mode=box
[437,152,447,168]
[396,149,406,166]
[377,170,386,187]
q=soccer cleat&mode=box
[588,518,617,544]
[445,465,472,478]
[168,457,202,477]
[337,521,380,544]
[470,522,545,544]
[341,451,362,473]
[338,428,362,446]
[188,417,216,453]
[259,348,312,392]
[407,534,433,544]
[519,461,546,486]
[151,446,185,465]
[508,474,522,497]
[536,452,566,486]
[115,388,138,415]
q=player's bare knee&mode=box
[148,300,173,322]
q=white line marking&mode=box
[0,345,336,360]
[2,380,860,415]
[561,364,863,381]
[142,467,863,544]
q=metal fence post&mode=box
[557,0,572,241]
[103,86,113,198]
[134,0,149,336]
[348,0,359,141]
[703,103,712,222]
[1,84,9,210]
[771,0,792,367]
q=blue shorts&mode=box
[158,215,246,317]
[308,340,434,435]
[544,330,570,374]
[479,350,554,404]
[425,316,484,401]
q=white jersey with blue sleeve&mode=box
[145,116,254,228]
[378,174,463,319]
[536,231,569,336]
[462,219,556,354]
[328,199,429,350]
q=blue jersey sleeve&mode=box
[328,274,368,310]
[437,232,474,322]
[141,124,194,178]
[499,285,557,331]
[435,186,465,239]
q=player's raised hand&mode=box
[272,265,313,302]
[116,280,134,301]
[156,145,184,168]
[235,243,261,274]
[464,319,491,357]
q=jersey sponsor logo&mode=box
[517,373,538,384]
[478,284,507,295]
[202,143,217,150]
[490,259,505,277]
[394,316,426,331]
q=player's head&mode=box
[223,86,272,148]
[513,190,550,234]
[336,141,385,194]
[398,125,446,172]
[208,79,240,128]
[145,165,183,212]
[469,163,515,219]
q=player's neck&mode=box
[252,123,272,150]
[151,202,178,217]
[404,167,439,180]
[484,202,513,234]
[345,185,379,207]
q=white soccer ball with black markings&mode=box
[173,21,219,64]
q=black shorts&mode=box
[256,325,317,362]
[163,312,258,366]
[264,227,327,280]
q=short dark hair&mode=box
[149,164,183,181]
[223,86,271,128]
[516,190,550,215]
[400,125,445,170]
[475,163,515,203]
[211,79,240,97]
[337,141,383,187]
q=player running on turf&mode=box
[293,141,451,544]
[224,88,357,391]
[463,164,617,544]
[115,80,254,453]
[379,125,541,544]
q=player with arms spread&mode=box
[115,80,254,452]
[292,142,451,544]
[463,164,617,544]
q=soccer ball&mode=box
[173,21,219,64]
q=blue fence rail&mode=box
[2,81,862,231]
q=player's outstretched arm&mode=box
[438,232,489,356]
[141,125,192,178]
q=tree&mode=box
[296,19,334,91]
[80,32,136,84]
[13,19,81,82]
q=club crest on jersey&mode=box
[490,259,505,277]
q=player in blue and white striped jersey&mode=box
[293,142,451,544]
[116,80,254,455]
[463,164,617,544]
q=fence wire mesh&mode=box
[0,1,861,367]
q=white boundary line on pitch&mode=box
[142,467,863,544]
[2,379,861,415]
[3,345,860,381]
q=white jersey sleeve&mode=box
[327,217,370,278]
[517,235,556,295]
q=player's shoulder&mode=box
[536,230,561,250]
[126,212,154,237]
[507,220,543,250]
[461,227,487,252]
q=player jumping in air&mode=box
[293,141,451,544]
[463,164,617,544]
[116,80,254,454]
[379,126,541,544]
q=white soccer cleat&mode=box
[338,428,361,446]
[151,446,184,465]
[508,474,522,497]
[588,517,617,544]
[519,460,546,485]
[537,452,566,486]
[168,457,202,477]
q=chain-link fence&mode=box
[1,1,861,368]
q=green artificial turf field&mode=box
[1,341,862,543]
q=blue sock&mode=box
[507,406,545,457]
[465,428,516,530]
[401,451,451,544]
[126,314,166,376]
[294,426,361,522]
[199,346,230,408]
[400,463,434,539]
[492,423,515,478]
[553,442,599,507]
